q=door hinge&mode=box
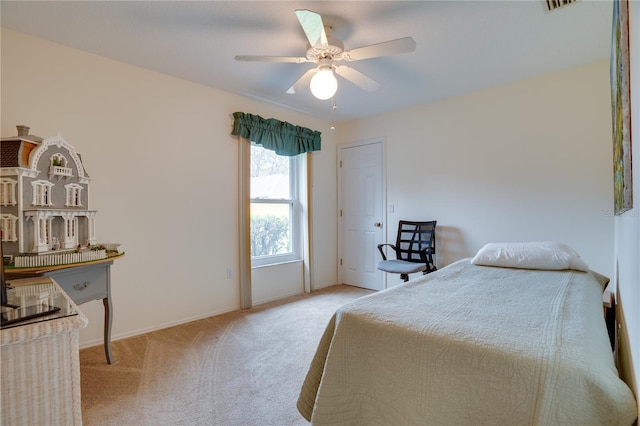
[339,160,342,168]
[340,258,343,266]
[340,209,342,217]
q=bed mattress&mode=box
[298,259,637,425]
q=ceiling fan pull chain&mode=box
[330,99,337,131]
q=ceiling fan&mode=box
[235,9,416,100]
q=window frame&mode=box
[31,180,54,207]
[0,178,18,206]
[249,146,302,268]
[0,214,19,242]
[65,183,83,207]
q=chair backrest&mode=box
[394,220,436,263]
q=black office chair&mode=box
[377,220,437,282]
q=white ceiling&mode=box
[1,1,612,123]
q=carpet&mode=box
[80,285,371,425]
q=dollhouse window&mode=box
[49,154,73,179]
[51,154,67,168]
[31,180,55,207]
[0,215,18,242]
[64,184,83,207]
[0,179,17,206]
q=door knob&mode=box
[374,222,382,228]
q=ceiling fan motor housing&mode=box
[316,58,334,71]
[306,36,344,61]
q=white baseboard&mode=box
[79,304,241,350]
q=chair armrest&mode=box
[377,244,396,261]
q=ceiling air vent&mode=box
[546,0,577,12]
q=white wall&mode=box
[252,262,303,305]
[338,61,615,287]
[613,0,640,400]
[0,29,339,347]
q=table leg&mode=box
[102,296,113,364]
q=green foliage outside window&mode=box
[250,214,290,257]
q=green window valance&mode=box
[231,112,321,156]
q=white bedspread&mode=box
[298,259,637,425]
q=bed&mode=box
[297,243,637,425]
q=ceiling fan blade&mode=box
[295,9,328,48]
[235,55,308,63]
[342,37,416,61]
[286,69,317,94]
[334,65,381,92]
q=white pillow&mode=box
[470,241,589,272]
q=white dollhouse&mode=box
[1,126,103,267]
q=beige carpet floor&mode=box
[80,285,372,426]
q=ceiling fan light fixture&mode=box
[310,68,338,100]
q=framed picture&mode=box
[611,0,633,215]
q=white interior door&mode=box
[339,140,384,290]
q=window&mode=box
[51,154,67,168]
[0,179,17,206]
[31,180,54,206]
[250,144,300,266]
[0,214,18,242]
[65,184,83,207]
[49,154,73,179]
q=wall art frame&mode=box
[611,0,633,215]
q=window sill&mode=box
[251,259,302,270]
